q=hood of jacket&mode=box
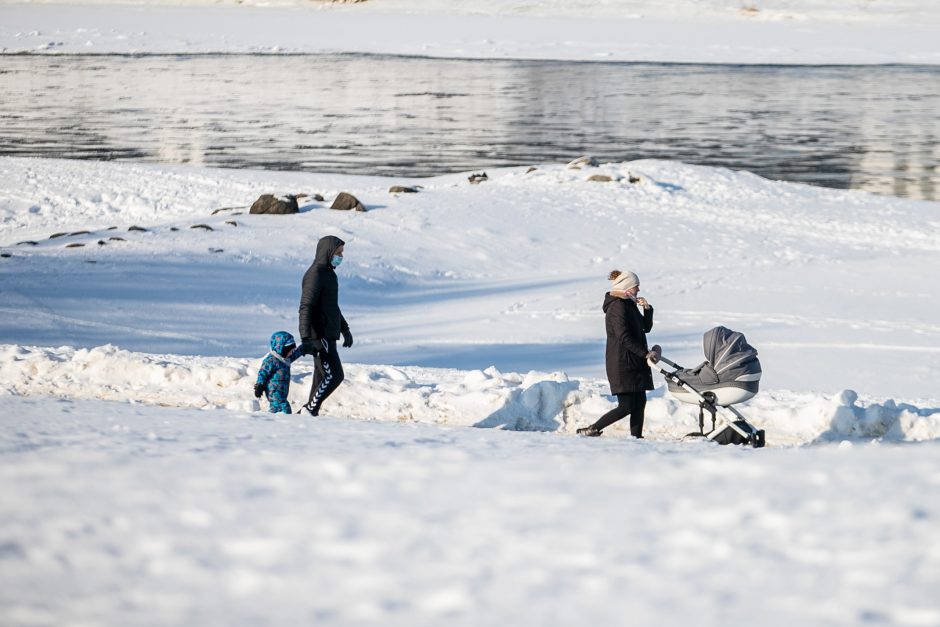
[269,330,296,354]
[602,292,625,313]
[314,235,346,267]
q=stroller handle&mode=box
[649,355,681,370]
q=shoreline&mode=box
[3,49,940,69]
[2,3,939,65]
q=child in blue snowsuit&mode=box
[254,331,304,413]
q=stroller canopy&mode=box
[665,326,761,403]
[703,326,761,382]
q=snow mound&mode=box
[3,343,938,445]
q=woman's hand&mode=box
[636,297,650,309]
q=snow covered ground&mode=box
[2,153,939,624]
[2,157,938,402]
[3,395,940,626]
[2,0,939,63]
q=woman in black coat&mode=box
[578,270,660,438]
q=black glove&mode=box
[301,338,328,357]
[341,329,353,348]
[253,382,264,398]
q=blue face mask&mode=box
[331,255,343,268]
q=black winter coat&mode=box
[299,235,350,341]
[603,293,654,394]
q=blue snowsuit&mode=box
[256,331,303,413]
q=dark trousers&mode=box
[306,339,345,411]
[592,392,647,437]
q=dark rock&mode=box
[190,224,213,231]
[49,232,68,239]
[331,192,366,212]
[106,226,118,230]
[587,174,614,182]
[16,241,38,246]
[389,186,418,194]
[526,166,538,174]
[468,172,488,184]
[65,243,85,248]
[209,248,224,254]
[97,240,107,246]
[1,253,11,258]
[312,194,325,202]
[628,174,642,184]
[170,227,179,232]
[128,226,147,232]
[232,212,243,216]
[249,194,299,215]
[69,230,91,236]
[109,237,126,242]
[225,220,238,227]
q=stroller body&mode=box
[652,326,766,447]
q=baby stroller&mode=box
[649,326,766,448]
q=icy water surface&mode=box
[1,54,938,199]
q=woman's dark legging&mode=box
[592,392,647,438]
[306,339,345,412]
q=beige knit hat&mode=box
[609,269,639,292]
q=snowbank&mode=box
[1,0,939,64]
[3,343,938,445]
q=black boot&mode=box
[303,403,319,416]
[576,426,601,437]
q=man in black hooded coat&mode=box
[298,235,353,416]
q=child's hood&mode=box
[269,331,296,354]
